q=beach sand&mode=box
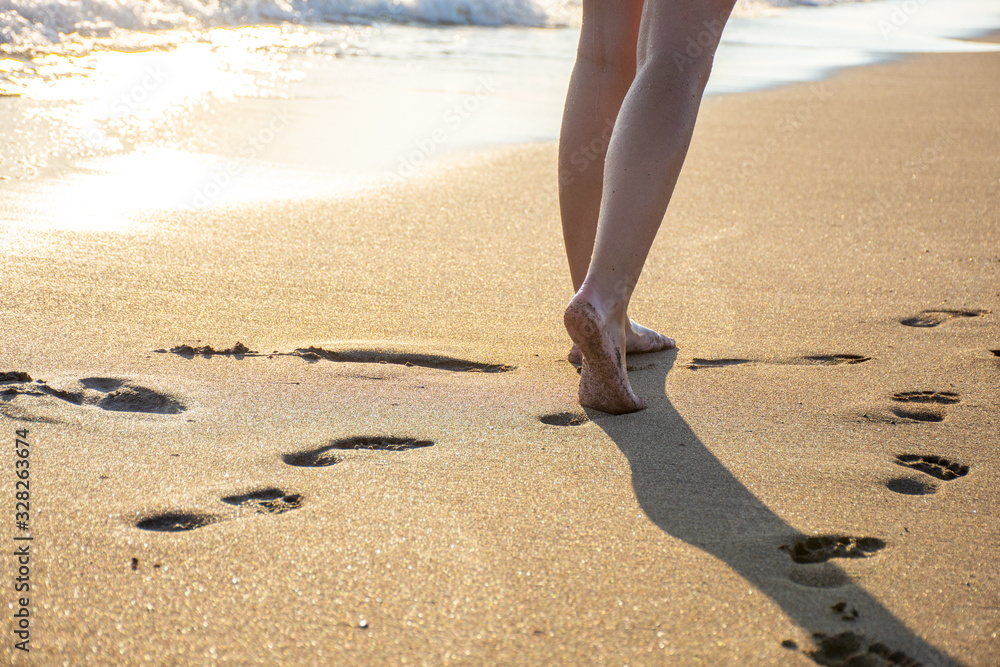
[1,42,998,665]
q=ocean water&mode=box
[1,0,999,228]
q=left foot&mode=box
[564,292,646,414]
[568,320,675,365]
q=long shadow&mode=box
[587,350,958,667]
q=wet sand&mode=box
[1,43,998,665]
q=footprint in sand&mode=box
[538,412,590,426]
[136,512,221,532]
[830,601,859,623]
[900,308,986,328]
[885,446,969,496]
[780,536,886,564]
[797,355,871,366]
[282,447,343,468]
[283,436,435,467]
[159,342,516,372]
[1,373,62,423]
[136,486,303,532]
[862,408,944,425]
[161,342,255,358]
[884,476,939,496]
[889,407,944,423]
[891,390,960,405]
[885,390,960,423]
[686,355,870,370]
[221,487,303,515]
[805,631,921,667]
[1,372,185,415]
[686,357,752,370]
[893,454,969,481]
[787,564,850,589]
[294,347,515,373]
[782,536,884,591]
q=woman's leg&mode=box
[565,0,737,414]
[559,0,643,290]
[559,1,675,364]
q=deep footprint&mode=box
[294,347,514,373]
[885,476,938,496]
[163,342,254,358]
[282,447,343,468]
[0,403,61,424]
[890,407,943,423]
[900,309,985,327]
[329,436,434,451]
[895,454,969,481]
[98,385,186,414]
[539,412,590,426]
[687,355,871,369]
[284,436,435,466]
[136,512,219,532]
[780,536,886,564]
[221,488,302,514]
[787,564,849,589]
[830,601,859,622]
[799,355,871,366]
[79,377,124,391]
[686,357,751,370]
[2,375,184,414]
[891,390,959,405]
[808,632,921,667]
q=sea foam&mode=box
[1,0,877,50]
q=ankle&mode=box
[573,280,628,324]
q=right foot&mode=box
[564,293,645,415]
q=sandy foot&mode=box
[564,296,646,415]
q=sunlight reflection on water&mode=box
[0,0,998,238]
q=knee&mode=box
[636,4,733,85]
[635,35,721,94]
[629,50,713,102]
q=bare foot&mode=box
[568,320,675,365]
[564,293,646,414]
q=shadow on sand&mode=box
[585,350,956,667]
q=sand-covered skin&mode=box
[1,45,998,665]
